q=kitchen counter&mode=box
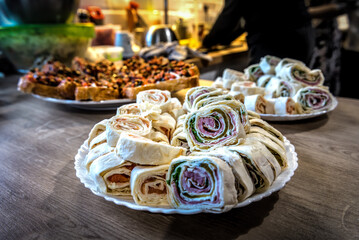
[1,75,358,240]
[186,43,249,80]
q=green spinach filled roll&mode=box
[184,104,246,151]
[167,155,237,212]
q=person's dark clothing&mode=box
[202,0,314,65]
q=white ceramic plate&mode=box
[259,97,338,121]
[74,137,298,214]
[32,94,135,110]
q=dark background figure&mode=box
[202,0,315,66]
[307,0,358,96]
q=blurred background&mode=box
[0,0,358,98]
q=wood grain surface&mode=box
[0,75,358,240]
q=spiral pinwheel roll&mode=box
[222,69,246,89]
[88,119,109,146]
[168,98,185,120]
[150,113,176,140]
[89,152,136,196]
[293,86,334,113]
[278,63,324,86]
[184,86,220,111]
[249,118,284,141]
[207,100,251,133]
[266,97,297,115]
[85,142,114,170]
[89,131,107,150]
[274,81,302,98]
[257,75,273,88]
[136,89,172,112]
[246,133,288,170]
[249,126,285,151]
[116,103,142,116]
[244,94,268,114]
[116,132,186,165]
[275,58,305,76]
[106,114,152,147]
[244,64,265,82]
[191,148,255,202]
[223,68,246,82]
[130,165,170,206]
[192,94,235,111]
[259,55,281,74]
[244,140,281,179]
[228,143,275,193]
[228,91,245,103]
[230,81,265,96]
[167,155,237,212]
[184,104,246,151]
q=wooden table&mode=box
[1,75,358,240]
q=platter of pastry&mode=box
[75,87,298,214]
[211,55,337,121]
[18,56,199,106]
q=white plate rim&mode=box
[74,137,298,214]
[32,94,135,110]
[259,97,338,121]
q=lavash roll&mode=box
[88,119,109,145]
[168,98,185,120]
[136,89,172,112]
[242,139,281,179]
[192,94,235,111]
[211,77,225,89]
[170,130,189,150]
[249,118,284,141]
[227,89,244,102]
[191,147,255,202]
[146,130,169,144]
[222,68,246,89]
[264,76,282,97]
[275,58,305,76]
[152,113,176,140]
[223,68,246,82]
[244,64,265,82]
[244,94,268,114]
[89,152,136,196]
[167,155,238,212]
[130,165,170,206]
[228,143,274,193]
[257,75,274,88]
[89,131,107,150]
[246,132,288,170]
[116,103,142,116]
[230,81,265,96]
[293,86,334,113]
[259,55,281,74]
[266,97,297,115]
[206,100,251,133]
[184,86,220,111]
[247,110,261,119]
[190,89,224,112]
[84,142,114,171]
[273,80,302,98]
[106,114,152,147]
[249,126,285,151]
[184,104,246,151]
[278,63,324,86]
[116,132,186,165]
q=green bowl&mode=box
[0,23,95,71]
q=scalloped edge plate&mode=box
[74,137,298,214]
[259,97,338,121]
